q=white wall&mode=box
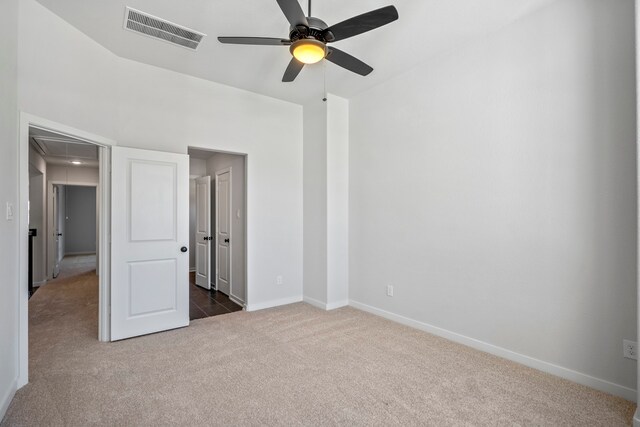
[349,0,637,399]
[326,95,349,308]
[0,0,19,419]
[47,165,99,185]
[18,0,303,310]
[303,102,328,306]
[206,153,246,303]
[302,96,350,310]
[636,1,640,419]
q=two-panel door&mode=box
[195,176,211,289]
[111,146,189,341]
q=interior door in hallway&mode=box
[111,146,190,341]
[216,169,231,296]
[52,185,61,278]
[195,176,211,289]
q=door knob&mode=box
[180,246,188,253]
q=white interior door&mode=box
[52,185,61,278]
[111,146,189,341]
[216,169,231,296]
[195,176,211,289]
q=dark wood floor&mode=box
[189,272,243,320]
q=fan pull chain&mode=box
[322,60,327,102]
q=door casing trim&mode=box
[17,112,115,388]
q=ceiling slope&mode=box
[35,0,557,104]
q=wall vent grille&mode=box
[123,7,206,50]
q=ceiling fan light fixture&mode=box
[290,39,326,64]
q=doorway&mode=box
[18,114,113,387]
[188,147,247,320]
[51,184,98,280]
[28,128,101,293]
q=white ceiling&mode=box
[30,128,99,167]
[35,0,556,105]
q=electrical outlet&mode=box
[386,285,394,297]
[623,340,637,360]
[276,275,283,285]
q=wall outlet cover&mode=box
[386,285,394,297]
[623,339,637,360]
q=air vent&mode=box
[123,7,206,51]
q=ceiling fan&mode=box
[218,0,399,82]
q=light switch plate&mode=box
[6,202,14,221]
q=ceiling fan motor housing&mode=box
[289,17,334,43]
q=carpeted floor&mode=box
[2,261,636,426]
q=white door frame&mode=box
[17,113,115,388]
[47,181,100,280]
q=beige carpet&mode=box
[2,264,635,426]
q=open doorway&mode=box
[188,148,247,320]
[24,125,108,361]
[50,184,97,280]
[28,128,100,297]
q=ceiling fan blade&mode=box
[282,57,305,82]
[218,37,291,46]
[276,0,309,28]
[324,5,398,42]
[325,47,373,76]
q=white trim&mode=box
[245,295,303,312]
[98,147,111,342]
[189,268,196,273]
[229,294,245,307]
[32,280,47,287]
[633,408,640,427]
[0,378,16,421]
[303,296,348,311]
[18,113,116,388]
[63,251,97,256]
[349,300,637,402]
[326,300,349,310]
[303,296,327,310]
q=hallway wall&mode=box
[0,0,20,419]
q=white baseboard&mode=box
[303,296,327,310]
[0,378,17,421]
[326,300,349,310]
[634,408,640,427]
[189,268,195,273]
[245,295,302,312]
[33,280,46,288]
[349,300,637,402]
[64,252,96,256]
[303,296,349,311]
[229,294,245,308]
